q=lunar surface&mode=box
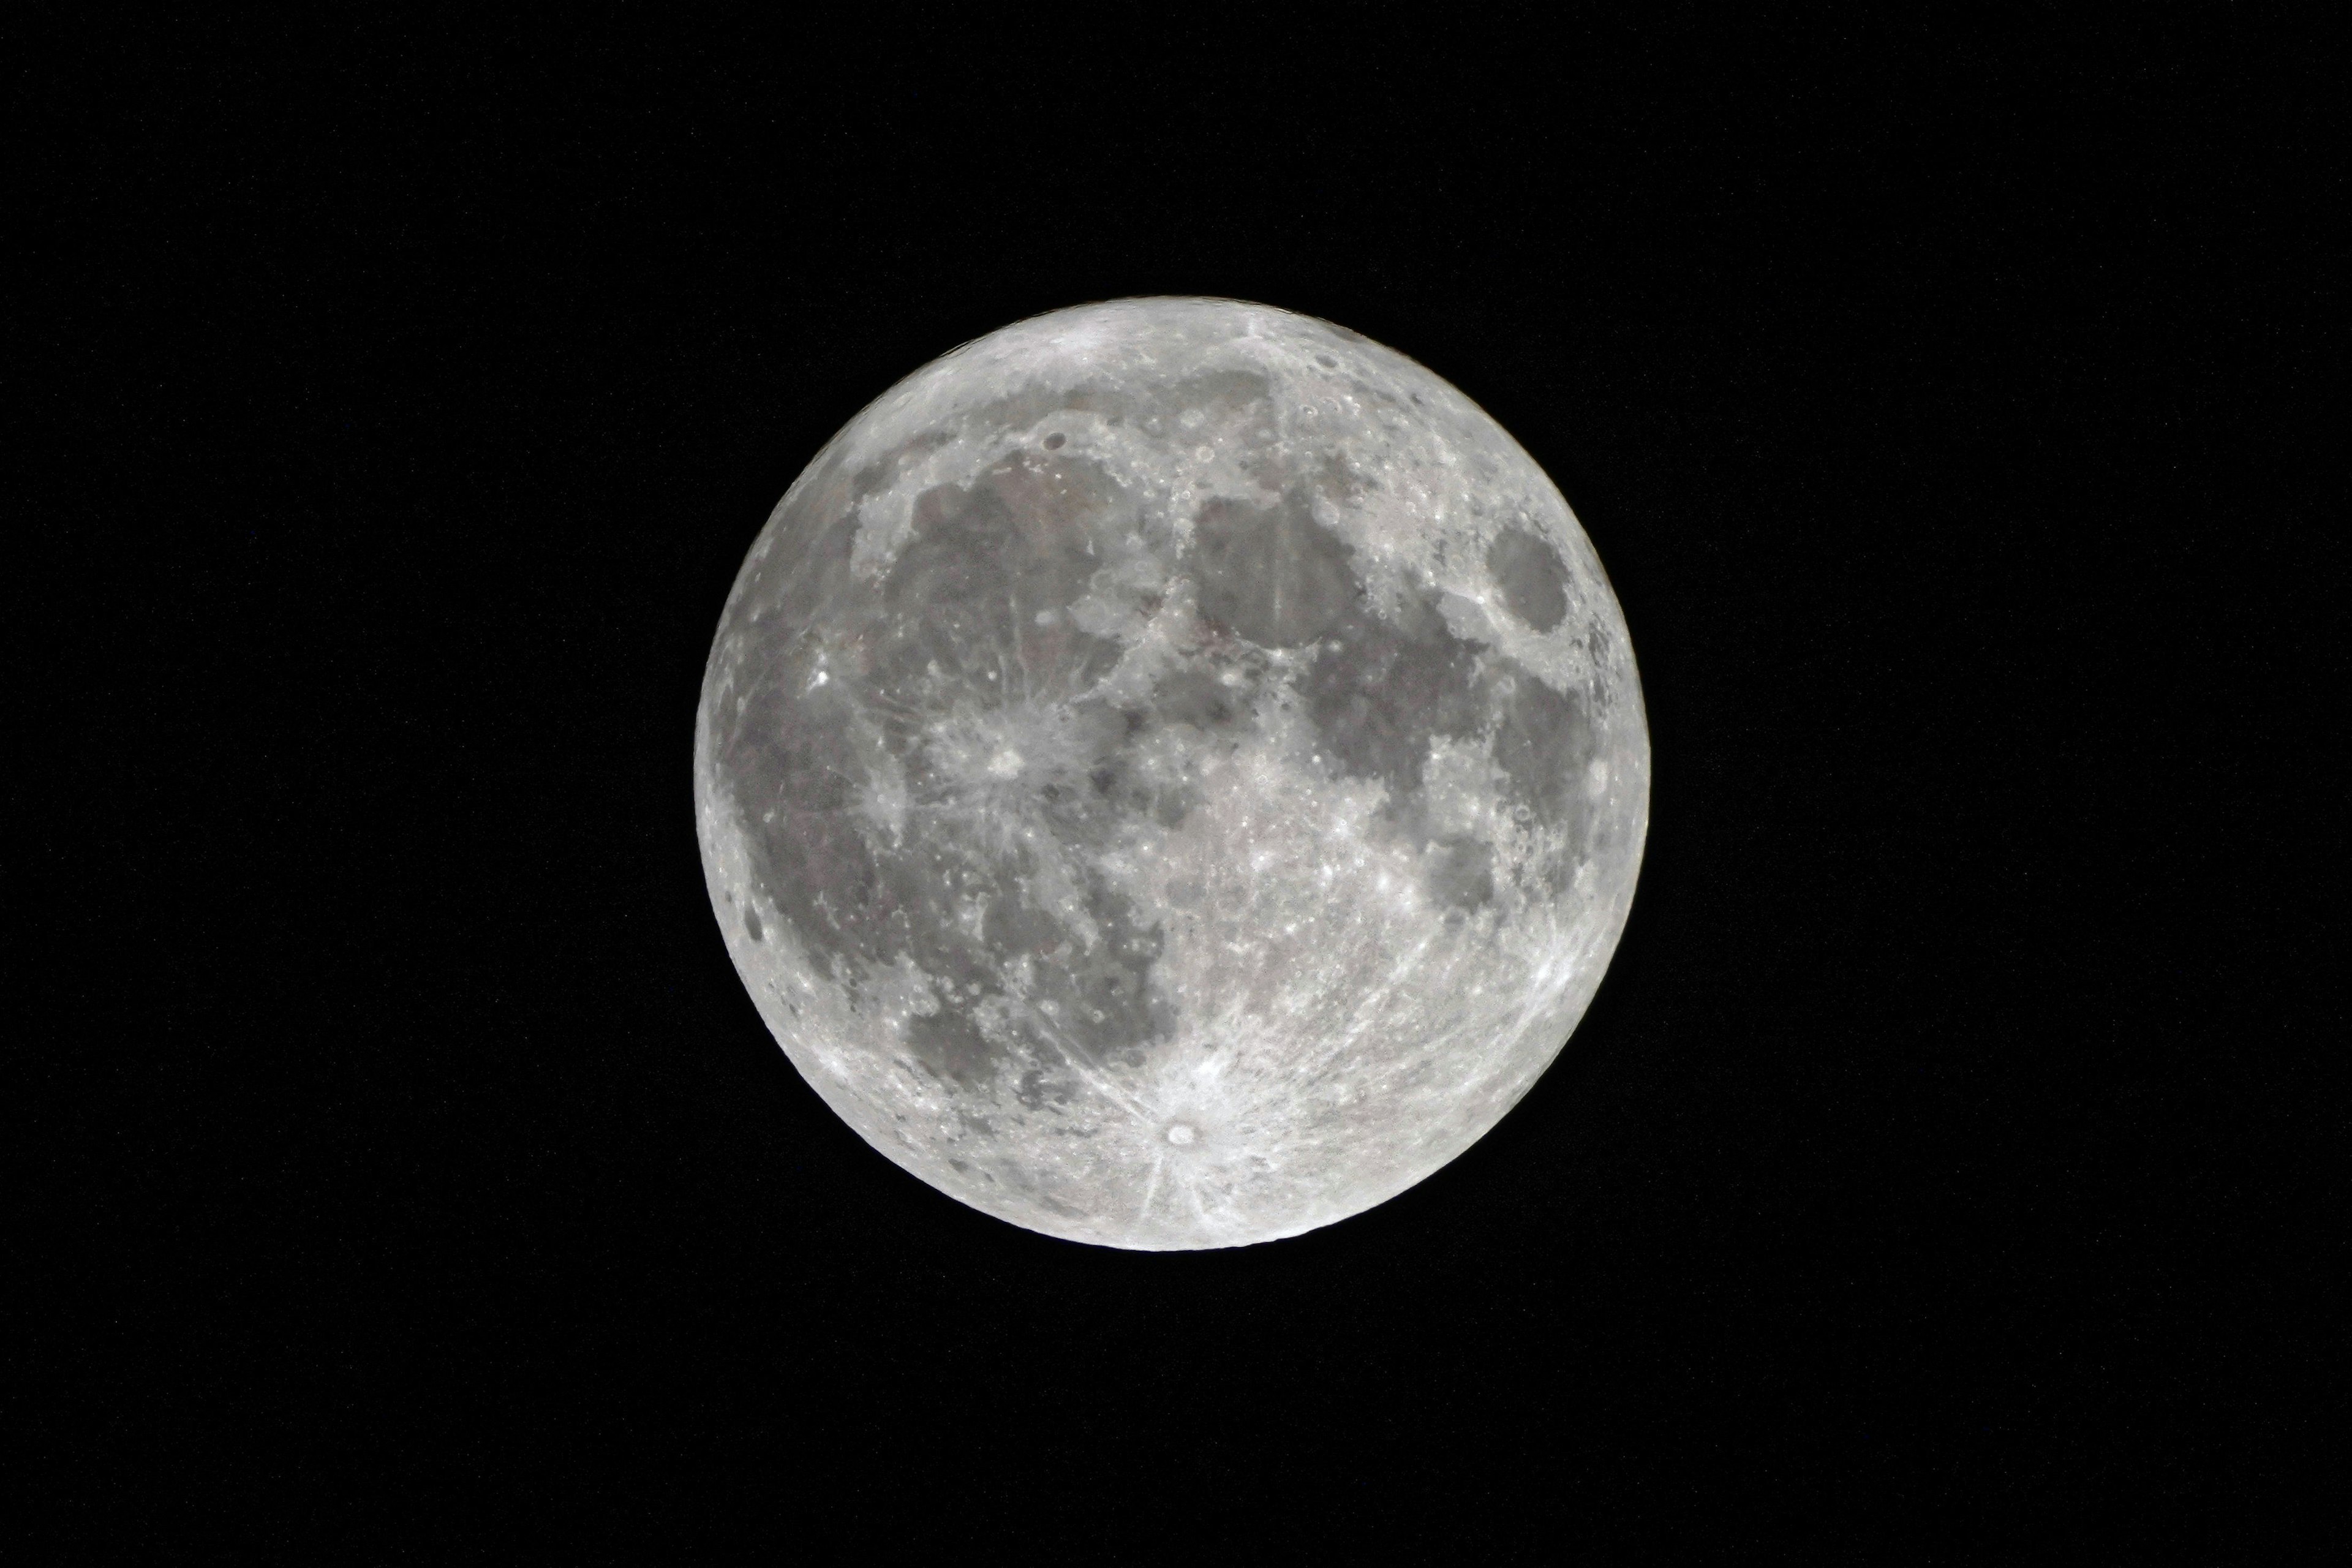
[695,298,1648,1249]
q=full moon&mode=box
[695,298,1648,1249]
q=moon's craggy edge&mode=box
[695,300,1648,1248]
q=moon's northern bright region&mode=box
[695,298,1648,1250]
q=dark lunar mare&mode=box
[1213,501,1606,908]
[712,436,1192,1109]
[1485,527,1571,633]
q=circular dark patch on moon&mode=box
[1485,526,1571,633]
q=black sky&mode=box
[17,11,2332,1558]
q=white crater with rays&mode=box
[695,298,1648,1249]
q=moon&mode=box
[695,298,1648,1250]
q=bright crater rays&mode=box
[695,298,1648,1250]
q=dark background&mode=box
[17,10,2332,1559]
